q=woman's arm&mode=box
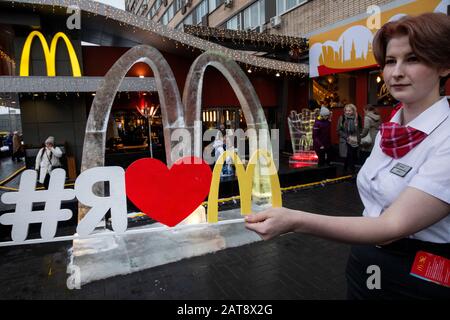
[360,116,370,138]
[51,146,63,158]
[245,187,449,245]
[337,117,347,139]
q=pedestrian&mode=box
[213,128,234,177]
[337,104,361,173]
[35,136,63,189]
[360,104,381,163]
[6,132,13,157]
[12,131,22,162]
[313,106,332,166]
[245,13,450,299]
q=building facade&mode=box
[125,0,449,145]
[1,0,311,171]
[125,0,394,33]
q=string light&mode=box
[0,49,16,67]
[183,24,308,55]
[4,0,309,76]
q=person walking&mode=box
[313,106,332,166]
[337,104,361,173]
[35,136,63,189]
[360,104,381,163]
[12,131,22,162]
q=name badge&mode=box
[390,162,412,177]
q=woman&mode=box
[313,106,332,166]
[12,131,22,162]
[245,13,450,299]
[35,136,63,189]
[360,104,381,163]
[337,104,361,173]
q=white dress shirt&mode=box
[357,97,450,243]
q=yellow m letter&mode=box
[20,31,81,77]
[207,149,282,223]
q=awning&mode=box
[0,76,156,93]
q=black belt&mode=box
[377,238,450,258]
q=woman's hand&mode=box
[244,207,300,240]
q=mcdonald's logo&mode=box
[207,149,282,223]
[20,31,82,77]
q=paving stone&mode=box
[0,176,364,299]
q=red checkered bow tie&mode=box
[380,122,427,159]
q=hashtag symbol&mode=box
[0,169,76,242]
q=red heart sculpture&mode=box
[125,156,212,227]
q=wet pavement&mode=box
[0,177,363,300]
[0,155,25,187]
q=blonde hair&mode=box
[344,104,358,126]
[344,104,357,114]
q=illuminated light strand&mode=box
[0,49,16,67]
[183,24,308,54]
[6,0,308,75]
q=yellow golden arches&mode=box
[207,149,282,223]
[248,149,282,208]
[20,31,82,77]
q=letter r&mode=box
[75,166,127,236]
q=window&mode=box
[242,0,265,30]
[368,70,397,106]
[148,0,163,18]
[130,1,137,13]
[138,0,149,16]
[184,13,193,25]
[195,0,208,25]
[208,0,223,13]
[174,0,184,12]
[276,0,307,16]
[168,4,175,20]
[226,15,241,30]
[161,3,175,24]
[162,14,168,25]
[312,74,355,110]
[178,0,209,27]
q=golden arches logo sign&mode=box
[20,31,82,77]
[207,149,282,223]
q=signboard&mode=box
[0,150,281,246]
[309,0,448,77]
[20,31,82,77]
